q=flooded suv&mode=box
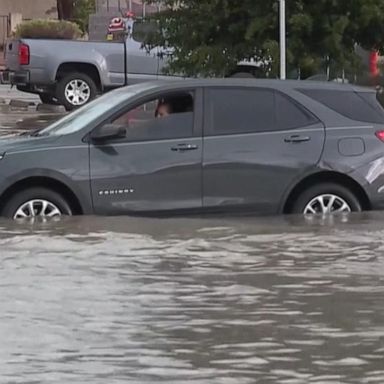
[0,79,383,219]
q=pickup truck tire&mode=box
[56,72,97,111]
[39,93,59,105]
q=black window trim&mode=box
[203,86,320,138]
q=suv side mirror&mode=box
[90,124,126,142]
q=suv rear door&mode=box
[202,86,325,214]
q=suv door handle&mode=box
[284,135,311,143]
[171,144,198,152]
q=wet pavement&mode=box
[0,100,63,136]
[0,84,39,103]
[0,85,64,135]
[1,213,384,383]
[1,100,384,383]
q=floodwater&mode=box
[1,109,384,383]
[0,104,63,135]
[1,213,384,384]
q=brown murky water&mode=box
[1,213,384,383]
[1,109,384,383]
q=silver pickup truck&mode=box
[1,23,264,110]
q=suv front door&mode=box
[89,89,203,215]
[203,87,325,214]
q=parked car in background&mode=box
[0,79,382,219]
[0,19,266,111]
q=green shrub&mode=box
[15,20,82,40]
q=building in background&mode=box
[96,0,162,16]
[90,0,162,41]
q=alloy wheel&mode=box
[64,79,91,106]
[303,194,352,215]
[14,199,62,219]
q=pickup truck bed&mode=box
[2,37,162,110]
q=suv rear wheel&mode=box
[2,187,72,219]
[56,72,97,111]
[291,183,362,215]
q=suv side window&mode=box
[206,88,318,136]
[275,92,319,130]
[206,88,275,135]
[111,91,195,142]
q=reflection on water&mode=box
[1,213,384,383]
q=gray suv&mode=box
[0,79,383,219]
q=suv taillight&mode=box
[375,131,384,142]
[18,43,30,65]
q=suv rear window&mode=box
[298,89,384,124]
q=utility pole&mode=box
[279,0,286,80]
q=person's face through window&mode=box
[156,103,172,118]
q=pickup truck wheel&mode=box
[39,93,59,105]
[56,72,97,111]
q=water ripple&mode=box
[0,214,384,383]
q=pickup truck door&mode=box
[125,37,159,82]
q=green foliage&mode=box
[73,0,96,33]
[15,19,82,40]
[145,0,384,79]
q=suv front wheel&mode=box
[291,183,362,215]
[2,187,72,219]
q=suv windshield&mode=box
[37,90,134,136]
[36,81,163,136]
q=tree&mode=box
[145,0,384,79]
[57,0,74,20]
[73,0,96,32]
[57,0,95,32]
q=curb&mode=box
[0,98,66,113]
